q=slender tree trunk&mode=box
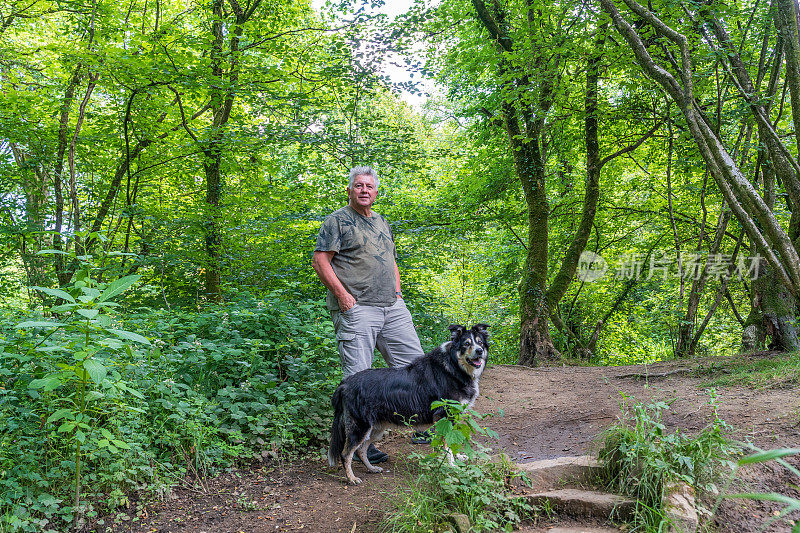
[776,0,800,244]
[471,0,560,364]
[675,210,730,357]
[68,73,98,257]
[9,145,52,296]
[201,0,253,302]
[53,63,83,286]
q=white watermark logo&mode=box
[577,251,608,282]
[577,251,762,283]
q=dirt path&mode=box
[111,354,800,533]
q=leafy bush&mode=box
[598,393,738,531]
[383,401,532,532]
[0,274,341,531]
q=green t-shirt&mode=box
[315,205,398,311]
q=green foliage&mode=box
[4,248,148,530]
[0,279,340,531]
[383,401,532,532]
[598,393,738,531]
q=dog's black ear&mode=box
[471,323,490,340]
[448,324,466,340]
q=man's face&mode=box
[347,174,378,210]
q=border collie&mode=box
[328,324,489,484]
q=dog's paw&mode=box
[455,453,468,462]
[348,476,363,485]
[367,465,383,473]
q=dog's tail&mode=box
[328,386,346,467]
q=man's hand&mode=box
[338,293,357,312]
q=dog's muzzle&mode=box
[467,348,484,368]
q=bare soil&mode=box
[100,353,800,533]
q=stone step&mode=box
[515,456,602,491]
[523,488,636,521]
[513,519,622,533]
[547,526,620,533]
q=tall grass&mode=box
[598,394,738,531]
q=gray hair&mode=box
[348,166,379,188]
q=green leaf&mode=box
[726,492,800,506]
[434,419,453,434]
[85,390,105,402]
[29,375,62,391]
[78,287,101,301]
[445,430,466,445]
[34,345,68,353]
[76,309,100,320]
[82,359,108,384]
[57,421,76,433]
[738,449,800,465]
[46,408,74,424]
[36,249,70,256]
[112,438,131,450]
[50,303,78,313]
[17,321,67,328]
[98,275,140,302]
[108,328,151,345]
[77,308,99,319]
[31,286,75,303]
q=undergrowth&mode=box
[382,400,533,532]
[0,252,342,531]
[598,392,738,531]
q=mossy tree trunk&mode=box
[471,0,561,365]
[742,262,800,352]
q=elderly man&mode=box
[312,166,426,463]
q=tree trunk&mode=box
[675,210,730,357]
[9,145,52,297]
[742,261,800,352]
[53,63,83,286]
[203,154,223,301]
[518,162,558,365]
[471,0,561,365]
[200,0,252,302]
[776,0,800,244]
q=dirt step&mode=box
[524,488,636,521]
[515,455,602,491]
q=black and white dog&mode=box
[328,324,489,484]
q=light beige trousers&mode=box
[331,298,424,378]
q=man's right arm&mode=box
[312,251,356,312]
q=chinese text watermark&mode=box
[577,250,762,282]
